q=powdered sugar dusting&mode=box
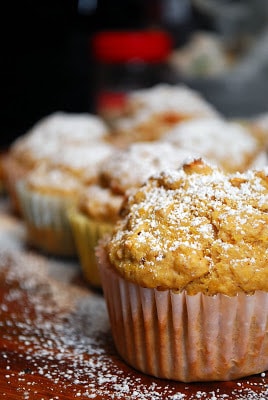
[114,84,219,131]
[162,118,261,171]
[1,198,268,399]
[48,142,114,173]
[100,141,198,193]
[26,166,83,193]
[108,160,268,293]
[19,112,109,144]
[254,112,268,136]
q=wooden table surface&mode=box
[0,196,268,400]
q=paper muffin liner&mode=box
[68,208,114,287]
[96,243,268,382]
[16,180,76,257]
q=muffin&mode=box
[16,140,114,257]
[229,116,268,168]
[98,141,196,194]
[109,84,220,147]
[43,141,115,185]
[97,158,268,382]
[162,117,266,172]
[2,111,111,214]
[68,185,122,286]
[69,141,195,287]
[16,165,82,256]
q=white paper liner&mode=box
[16,180,76,256]
[97,245,268,382]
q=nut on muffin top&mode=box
[106,159,268,295]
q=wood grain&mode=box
[0,197,268,399]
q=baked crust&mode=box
[107,158,268,295]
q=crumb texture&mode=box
[107,159,268,295]
[1,189,268,398]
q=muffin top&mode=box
[109,84,220,146]
[106,159,268,296]
[78,185,123,223]
[24,165,83,197]
[252,112,268,145]
[10,112,111,167]
[162,117,264,172]
[23,112,109,144]
[46,142,115,183]
[78,142,195,222]
[114,84,219,131]
[99,141,196,194]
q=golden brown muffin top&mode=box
[100,142,195,194]
[162,117,265,173]
[78,185,123,223]
[106,159,268,296]
[114,84,219,130]
[110,84,220,145]
[78,142,196,223]
[25,165,83,197]
[9,112,111,168]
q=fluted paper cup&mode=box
[68,207,113,287]
[97,243,268,382]
[16,180,76,257]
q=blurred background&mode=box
[2,0,268,147]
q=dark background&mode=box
[1,0,268,148]
[1,0,92,147]
[0,0,207,148]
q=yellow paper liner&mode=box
[68,208,113,287]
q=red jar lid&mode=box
[91,30,173,63]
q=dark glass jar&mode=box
[91,30,174,122]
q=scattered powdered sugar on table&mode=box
[0,198,268,399]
